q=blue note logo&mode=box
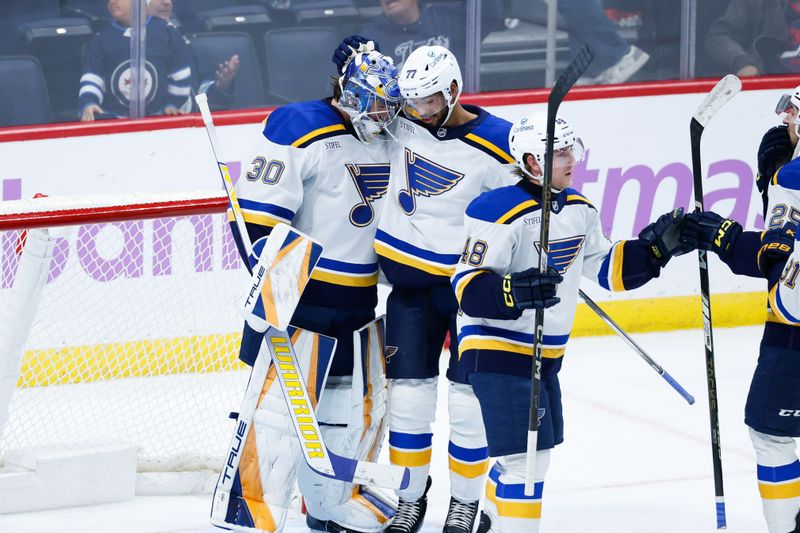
[534,236,585,274]
[346,163,391,227]
[398,148,465,215]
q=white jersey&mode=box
[765,158,800,325]
[236,99,391,309]
[375,105,517,287]
[452,180,662,379]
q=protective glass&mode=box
[403,92,448,121]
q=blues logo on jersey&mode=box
[398,148,465,215]
[346,163,391,227]
[535,236,585,274]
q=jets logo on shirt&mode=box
[398,148,465,215]
[535,236,585,274]
[110,59,158,107]
[346,163,391,227]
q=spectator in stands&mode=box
[359,0,504,68]
[705,0,797,77]
[147,0,241,110]
[79,0,193,121]
[560,0,649,84]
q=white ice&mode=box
[0,324,780,532]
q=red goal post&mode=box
[0,191,250,496]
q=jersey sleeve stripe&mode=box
[495,200,539,224]
[769,284,800,324]
[292,124,347,148]
[452,269,489,302]
[610,241,626,291]
[462,133,516,164]
[238,199,295,221]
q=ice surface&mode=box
[1,325,776,532]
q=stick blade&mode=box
[693,74,741,128]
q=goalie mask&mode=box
[509,113,585,190]
[338,51,402,143]
[398,45,462,128]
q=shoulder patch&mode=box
[460,113,514,164]
[563,188,596,210]
[775,159,800,191]
[263,100,347,148]
[466,185,539,224]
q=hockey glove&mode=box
[757,125,792,193]
[758,222,797,279]
[332,35,381,73]
[680,211,742,261]
[637,208,692,266]
[500,267,562,311]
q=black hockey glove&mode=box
[499,267,562,311]
[637,208,692,266]
[757,126,793,193]
[758,222,797,278]
[680,211,743,261]
[332,35,381,73]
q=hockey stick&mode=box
[689,74,741,529]
[525,45,594,496]
[578,290,694,405]
[195,93,410,490]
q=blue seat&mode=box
[189,32,266,109]
[0,56,52,126]
[262,26,342,103]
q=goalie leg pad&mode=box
[388,377,438,501]
[211,327,336,533]
[448,381,489,503]
[749,427,800,533]
[484,451,550,533]
[300,317,396,532]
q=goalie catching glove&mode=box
[332,35,382,74]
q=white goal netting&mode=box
[0,191,250,476]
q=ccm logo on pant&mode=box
[778,409,800,417]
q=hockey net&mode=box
[0,191,250,486]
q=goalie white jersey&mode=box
[765,158,800,325]
[375,105,517,287]
[235,99,391,309]
[453,180,664,380]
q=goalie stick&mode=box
[195,93,409,491]
[525,44,594,495]
[578,290,694,405]
[690,74,741,529]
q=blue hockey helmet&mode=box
[337,51,402,142]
